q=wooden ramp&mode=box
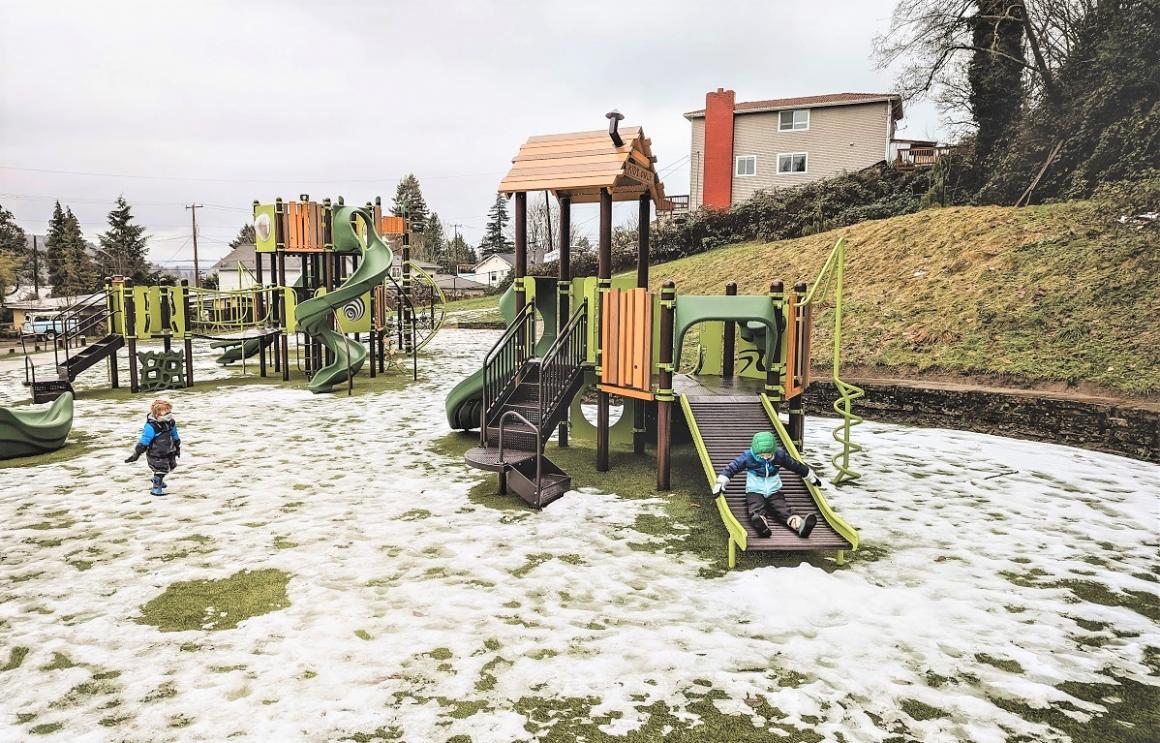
[680,394,859,567]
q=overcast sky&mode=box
[0,0,943,266]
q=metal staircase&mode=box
[465,300,588,508]
[23,291,123,403]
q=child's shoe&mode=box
[794,514,817,538]
[151,485,165,496]
[751,515,772,538]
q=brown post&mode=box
[513,192,527,317]
[124,279,139,393]
[765,281,785,403]
[279,251,290,381]
[633,194,650,454]
[722,281,737,378]
[104,279,120,389]
[557,193,571,448]
[788,281,807,450]
[596,188,612,472]
[180,279,194,387]
[656,280,676,490]
[159,277,173,353]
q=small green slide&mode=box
[0,392,74,460]
[294,206,394,393]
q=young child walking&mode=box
[125,399,181,496]
[712,431,820,538]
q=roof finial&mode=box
[606,109,625,147]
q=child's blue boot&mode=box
[151,474,165,497]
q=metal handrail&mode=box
[536,300,588,437]
[497,409,542,506]
[480,301,535,437]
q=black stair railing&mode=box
[481,301,535,439]
[536,301,587,437]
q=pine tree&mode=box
[97,195,151,282]
[445,233,476,270]
[478,193,513,257]
[229,223,256,249]
[54,208,97,297]
[424,213,447,265]
[390,173,430,230]
[0,203,28,297]
[44,202,69,293]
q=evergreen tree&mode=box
[44,202,69,293]
[0,203,28,296]
[478,193,513,257]
[54,208,97,297]
[97,195,151,282]
[390,173,430,230]
[445,233,476,270]
[229,223,256,249]
[424,213,447,265]
[968,0,1026,165]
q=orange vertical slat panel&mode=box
[608,289,620,386]
[601,290,611,384]
[619,290,629,385]
[631,289,645,389]
[642,294,653,389]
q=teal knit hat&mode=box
[751,431,776,455]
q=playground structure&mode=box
[446,115,864,566]
[19,196,447,404]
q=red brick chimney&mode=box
[702,88,735,209]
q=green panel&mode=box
[132,286,164,339]
[253,203,278,253]
[567,375,637,448]
[170,284,187,338]
[332,290,372,334]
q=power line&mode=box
[1,164,506,184]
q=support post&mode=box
[557,193,571,448]
[788,281,807,450]
[596,188,612,472]
[180,279,194,387]
[279,251,290,382]
[513,191,528,323]
[124,279,139,393]
[657,280,676,490]
[722,281,737,378]
[765,281,785,401]
[104,279,119,389]
[633,193,650,454]
[160,278,173,353]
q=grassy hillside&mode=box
[447,202,1158,396]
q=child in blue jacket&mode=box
[125,399,181,496]
[712,431,820,538]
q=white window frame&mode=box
[734,155,757,177]
[778,109,810,132]
[776,152,808,175]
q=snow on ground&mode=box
[1,329,1157,742]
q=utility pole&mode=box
[31,235,40,298]
[185,203,202,288]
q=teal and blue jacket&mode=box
[720,446,809,497]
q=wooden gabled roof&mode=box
[499,127,669,207]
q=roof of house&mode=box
[685,92,903,120]
[499,126,669,207]
[211,243,257,272]
[474,253,515,270]
[435,275,489,291]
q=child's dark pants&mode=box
[746,490,794,527]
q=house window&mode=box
[779,109,810,131]
[777,153,808,174]
[735,155,757,177]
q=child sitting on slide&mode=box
[125,399,181,496]
[712,431,821,538]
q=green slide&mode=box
[0,392,74,460]
[294,206,394,393]
[444,279,558,430]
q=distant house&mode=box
[435,274,489,299]
[209,244,300,291]
[684,89,906,210]
[468,253,515,287]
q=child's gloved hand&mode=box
[805,468,823,487]
[174,441,181,458]
[712,474,730,495]
[125,452,141,463]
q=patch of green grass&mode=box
[992,670,1160,743]
[273,536,298,550]
[29,722,63,735]
[397,509,431,521]
[1,646,29,671]
[428,647,453,661]
[136,568,291,632]
[142,681,177,702]
[354,629,372,641]
[975,653,1025,674]
[40,652,75,671]
[339,725,404,741]
[900,699,946,721]
[0,431,101,470]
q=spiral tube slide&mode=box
[294,206,394,394]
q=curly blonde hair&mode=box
[150,399,173,418]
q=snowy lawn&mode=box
[0,330,1157,742]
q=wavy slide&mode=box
[0,392,74,460]
[294,206,394,394]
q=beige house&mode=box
[685,90,903,210]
